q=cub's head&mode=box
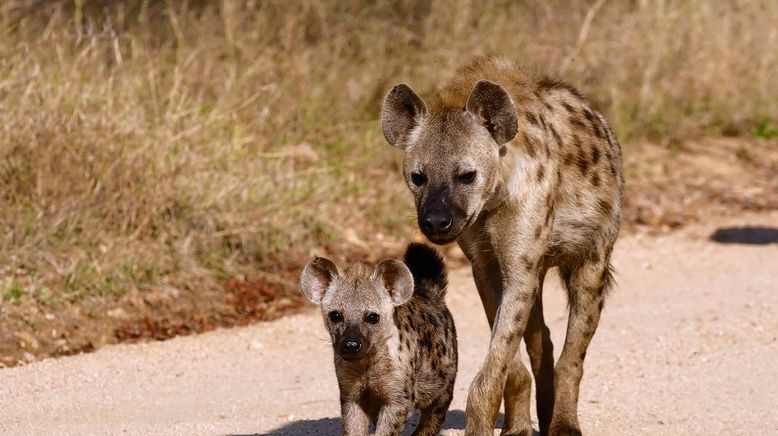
[299,257,413,362]
[381,80,518,244]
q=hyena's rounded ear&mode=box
[466,80,518,145]
[375,259,414,307]
[381,83,427,149]
[300,257,340,304]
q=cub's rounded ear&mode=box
[466,80,518,145]
[381,83,427,149]
[375,259,414,307]
[300,257,340,304]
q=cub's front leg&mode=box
[341,400,370,436]
[374,401,413,436]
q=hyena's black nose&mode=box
[340,339,362,354]
[422,212,453,234]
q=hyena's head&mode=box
[300,257,413,362]
[381,80,518,244]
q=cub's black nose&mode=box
[340,339,362,354]
[421,212,453,234]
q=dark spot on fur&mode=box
[523,132,537,158]
[549,124,563,147]
[562,101,576,113]
[591,173,600,187]
[572,135,583,149]
[499,145,507,156]
[535,225,543,239]
[592,147,601,164]
[538,113,548,130]
[576,153,590,175]
[597,198,613,216]
[564,152,575,166]
[508,331,518,343]
[570,116,587,130]
[521,255,532,270]
[545,204,555,225]
[536,164,545,182]
[583,109,595,123]
[543,101,553,111]
[598,301,604,312]
[526,112,538,126]
[593,123,604,139]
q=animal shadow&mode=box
[240,409,514,435]
[709,226,778,245]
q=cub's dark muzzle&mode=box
[337,328,367,360]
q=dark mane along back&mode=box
[403,243,448,299]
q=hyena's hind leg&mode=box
[523,269,555,435]
[549,256,614,436]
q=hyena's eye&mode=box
[365,312,380,324]
[410,172,427,187]
[458,170,477,184]
[328,311,343,323]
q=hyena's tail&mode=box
[403,242,448,300]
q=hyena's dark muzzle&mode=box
[418,185,465,244]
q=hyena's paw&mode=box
[500,429,533,436]
[548,424,582,436]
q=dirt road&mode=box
[1,213,777,435]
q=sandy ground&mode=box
[1,212,777,436]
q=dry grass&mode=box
[1,0,776,306]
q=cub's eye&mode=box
[458,171,477,184]
[410,172,428,187]
[328,311,343,323]
[365,312,380,324]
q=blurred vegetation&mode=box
[0,0,776,302]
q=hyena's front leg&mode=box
[460,230,532,436]
[341,401,370,436]
[465,207,547,436]
[549,255,613,436]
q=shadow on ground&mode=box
[709,226,778,245]
[236,410,517,435]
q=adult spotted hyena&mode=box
[381,56,623,435]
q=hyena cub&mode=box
[300,243,458,436]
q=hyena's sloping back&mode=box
[433,56,537,111]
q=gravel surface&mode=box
[1,212,777,436]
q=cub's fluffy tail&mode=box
[403,242,448,299]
